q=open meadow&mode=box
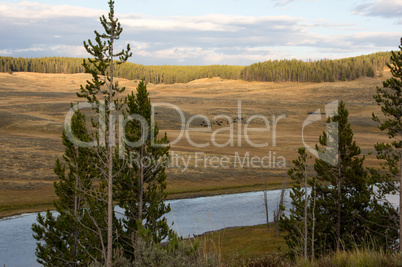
[0,70,392,217]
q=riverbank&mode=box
[0,180,289,219]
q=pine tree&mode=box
[281,101,398,259]
[314,101,397,254]
[115,80,171,260]
[33,1,132,265]
[32,2,176,264]
[372,37,402,252]
[76,1,131,265]
[279,147,314,260]
[32,110,96,266]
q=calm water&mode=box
[0,189,398,266]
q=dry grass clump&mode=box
[299,249,402,267]
[227,253,292,267]
[224,249,402,267]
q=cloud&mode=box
[0,45,87,58]
[353,0,402,23]
[121,17,238,32]
[308,31,401,60]
[299,19,357,31]
[0,2,101,58]
[120,14,301,32]
[0,1,103,20]
[129,45,294,65]
[274,0,319,7]
[0,2,399,65]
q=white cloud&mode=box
[0,45,87,57]
[121,18,239,32]
[299,19,357,30]
[0,1,399,65]
[0,1,103,19]
[48,45,87,57]
[0,49,12,55]
[353,0,402,23]
[0,46,46,56]
[120,14,302,32]
[130,45,293,65]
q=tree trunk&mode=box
[399,155,401,253]
[106,35,115,267]
[73,148,79,267]
[337,164,341,252]
[138,119,145,223]
[107,146,113,267]
[311,178,316,261]
[275,177,287,237]
[264,189,269,233]
[304,162,308,260]
[138,141,145,222]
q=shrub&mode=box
[89,236,220,267]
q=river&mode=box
[0,189,398,266]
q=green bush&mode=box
[131,238,218,267]
[89,236,219,267]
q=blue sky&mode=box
[0,0,401,65]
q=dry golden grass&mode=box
[0,70,393,217]
[0,184,56,217]
[195,223,402,266]
[195,223,288,264]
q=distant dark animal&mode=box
[307,112,326,115]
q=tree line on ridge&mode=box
[0,51,391,84]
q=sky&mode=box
[0,0,401,65]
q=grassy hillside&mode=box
[0,69,394,217]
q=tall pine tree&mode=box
[281,101,398,260]
[33,1,132,265]
[314,101,397,254]
[279,147,315,260]
[32,110,97,266]
[115,80,171,260]
[372,37,402,252]
[76,1,131,265]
